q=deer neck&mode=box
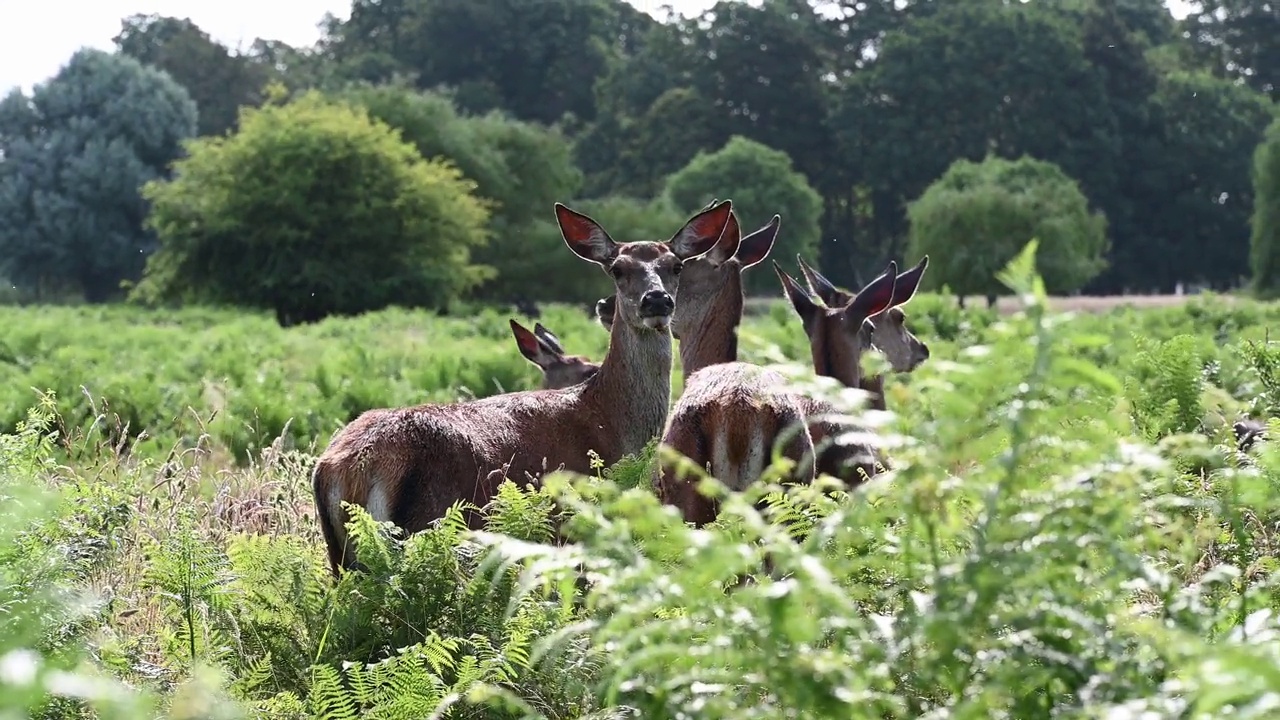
[584,312,674,452]
[677,278,744,377]
[809,323,863,390]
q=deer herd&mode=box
[312,200,933,577]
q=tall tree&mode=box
[1140,71,1276,291]
[0,49,197,302]
[828,1,1120,287]
[1182,0,1279,100]
[322,0,647,124]
[113,14,271,137]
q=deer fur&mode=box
[774,260,909,487]
[509,319,601,390]
[648,211,814,526]
[312,200,734,576]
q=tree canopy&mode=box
[665,136,824,294]
[2,0,1276,311]
[0,48,197,302]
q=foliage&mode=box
[11,248,1280,716]
[336,83,584,301]
[1141,70,1277,291]
[906,155,1109,299]
[665,136,823,294]
[1182,0,1279,100]
[113,14,273,137]
[0,48,197,303]
[830,1,1120,280]
[1252,118,1280,297]
[133,90,493,326]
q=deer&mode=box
[643,210,812,526]
[508,319,601,390]
[773,259,925,486]
[793,255,931,411]
[312,200,735,576]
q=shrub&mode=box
[906,154,1109,301]
[1251,118,1280,298]
[133,90,492,326]
[339,84,585,302]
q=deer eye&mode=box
[671,260,683,275]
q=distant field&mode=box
[745,292,1229,316]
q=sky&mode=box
[1,0,1194,96]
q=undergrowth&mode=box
[4,245,1280,717]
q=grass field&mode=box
[5,269,1280,718]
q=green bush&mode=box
[1251,118,1280,297]
[906,154,1110,300]
[134,90,493,325]
[339,84,586,302]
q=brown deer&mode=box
[794,255,931,411]
[647,211,813,526]
[312,200,735,576]
[773,260,908,486]
[508,319,600,390]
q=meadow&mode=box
[6,257,1280,718]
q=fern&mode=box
[1124,333,1206,440]
[141,506,237,672]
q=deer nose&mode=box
[920,344,930,360]
[639,290,674,316]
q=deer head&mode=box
[509,319,600,390]
[774,260,900,390]
[556,200,732,335]
[795,255,931,372]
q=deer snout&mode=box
[639,290,674,317]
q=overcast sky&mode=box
[2,0,1193,96]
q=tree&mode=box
[320,0,645,124]
[1251,118,1280,297]
[831,2,1120,287]
[905,155,1109,303]
[0,48,197,302]
[133,91,492,325]
[665,136,823,295]
[1182,0,1279,100]
[338,83,583,299]
[113,14,271,137]
[1139,71,1276,292]
[612,87,723,198]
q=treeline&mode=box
[0,0,1278,322]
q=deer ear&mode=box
[510,319,550,366]
[891,255,929,307]
[796,254,852,306]
[703,210,743,266]
[734,215,779,269]
[773,260,823,328]
[595,295,616,331]
[668,200,733,260]
[845,261,898,321]
[533,322,566,355]
[556,203,618,266]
